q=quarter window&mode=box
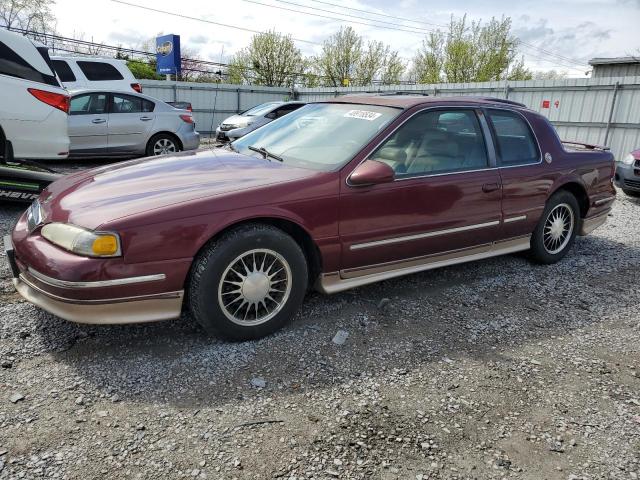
[77,61,124,81]
[52,60,76,82]
[70,93,107,115]
[487,110,539,166]
[371,109,488,177]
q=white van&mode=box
[0,29,70,160]
[50,56,142,93]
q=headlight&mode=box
[620,153,635,165]
[41,223,121,257]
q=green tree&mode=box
[0,0,55,34]
[315,26,404,87]
[227,30,304,87]
[411,15,531,84]
[126,60,163,80]
[381,50,406,85]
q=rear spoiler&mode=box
[562,140,610,151]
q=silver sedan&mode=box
[67,89,200,158]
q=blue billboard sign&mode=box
[156,34,181,75]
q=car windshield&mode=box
[241,102,282,117]
[232,103,400,171]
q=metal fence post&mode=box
[504,82,510,99]
[604,81,620,146]
[172,83,178,102]
[236,88,241,113]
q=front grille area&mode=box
[635,159,640,168]
[624,179,640,189]
[219,124,238,132]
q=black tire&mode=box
[146,133,181,156]
[529,190,580,264]
[622,189,640,198]
[188,224,308,341]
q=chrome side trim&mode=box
[19,273,181,305]
[27,267,166,289]
[317,235,531,294]
[503,214,527,223]
[349,220,500,251]
[594,196,615,206]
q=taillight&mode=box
[179,114,194,124]
[28,88,70,114]
[131,83,142,93]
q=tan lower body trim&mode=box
[316,236,530,294]
[579,210,609,236]
[13,277,183,325]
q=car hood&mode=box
[222,114,251,126]
[42,149,319,230]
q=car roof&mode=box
[316,94,528,110]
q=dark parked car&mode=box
[5,96,616,340]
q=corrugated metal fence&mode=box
[140,76,640,160]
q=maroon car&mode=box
[5,96,616,340]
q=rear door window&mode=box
[487,110,540,166]
[0,41,59,86]
[77,61,124,81]
[52,60,76,82]
[110,93,142,113]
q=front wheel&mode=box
[529,190,580,264]
[188,224,308,341]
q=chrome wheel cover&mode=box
[217,249,292,326]
[543,203,574,254]
[153,138,177,155]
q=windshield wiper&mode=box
[248,145,283,162]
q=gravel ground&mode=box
[0,165,639,479]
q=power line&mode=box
[305,0,447,28]
[238,0,433,35]
[109,0,321,45]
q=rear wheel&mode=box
[622,189,640,198]
[529,190,580,264]
[146,133,180,156]
[188,224,308,341]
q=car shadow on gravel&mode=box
[22,230,635,408]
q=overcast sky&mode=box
[52,0,639,77]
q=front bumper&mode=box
[12,274,183,324]
[614,161,640,191]
[4,226,185,325]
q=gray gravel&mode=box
[0,174,639,479]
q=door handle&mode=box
[91,118,106,124]
[482,183,500,193]
[140,116,152,121]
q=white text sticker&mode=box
[343,109,382,121]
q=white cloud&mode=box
[51,0,638,77]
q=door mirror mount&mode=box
[348,159,395,187]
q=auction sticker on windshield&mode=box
[344,110,383,121]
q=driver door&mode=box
[339,108,503,271]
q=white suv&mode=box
[50,56,142,93]
[0,29,70,160]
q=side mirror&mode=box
[348,159,395,187]
[265,112,277,119]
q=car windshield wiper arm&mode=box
[248,145,283,162]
